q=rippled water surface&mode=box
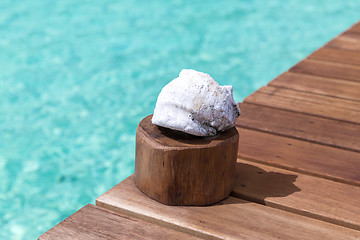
[0,0,359,239]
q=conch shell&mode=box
[152,69,240,137]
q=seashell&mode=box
[152,69,240,137]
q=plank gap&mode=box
[231,159,360,231]
[308,47,360,67]
[239,100,360,129]
[290,59,360,83]
[268,73,360,103]
[236,152,360,188]
[96,200,220,240]
[326,32,360,52]
[236,102,360,153]
[303,58,360,69]
[38,204,202,240]
[236,120,360,154]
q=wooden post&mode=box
[135,115,239,206]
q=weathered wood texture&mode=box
[135,115,239,206]
[290,59,360,82]
[96,176,360,240]
[244,86,360,124]
[235,127,360,186]
[38,204,200,240]
[233,159,360,231]
[309,47,360,66]
[236,103,360,153]
[326,32,360,51]
[269,72,360,101]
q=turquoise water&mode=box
[0,0,359,239]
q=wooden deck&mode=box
[39,21,360,239]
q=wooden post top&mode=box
[137,115,239,149]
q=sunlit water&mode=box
[0,0,359,239]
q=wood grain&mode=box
[135,115,238,205]
[268,72,360,102]
[96,176,360,240]
[236,127,360,186]
[233,159,360,230]
[243,86,360,125]
[290,59,360,82]
[38,204,200,240]
[309,47,360,66]
[326,32,360,51]
[236,103,360,153]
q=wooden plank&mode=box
[38,204,200,240]
[290,59,360,82]
[326,32,360,51]
[268,72,360,102]
[309,47,360,66]
[236,103,360,154]
[96,176,360,240]
[233,159,360,231]
[243,86,360,125]
[348,21,360,34]
[236,127,360,186]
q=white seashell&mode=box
[152,69,240,137]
